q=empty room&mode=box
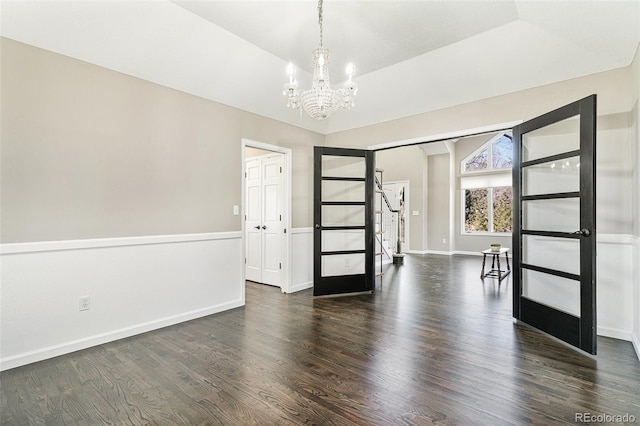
[2,1,640,424]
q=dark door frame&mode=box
[512,95,597,354]
[313,146,375,296]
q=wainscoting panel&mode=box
[0,232,243,371]
[596,235,634,341]
[290,228,313,293]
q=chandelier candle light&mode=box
[283,0,358,120]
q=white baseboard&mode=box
[453,250,485,256]
[425,250,454,256]
[633,334,640,362]
[0,299,243,371]
[597,326,633,342]
[405,249,428,255]
[289,281,313,293]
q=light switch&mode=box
[412,210,419,216]
[233,205,239,215]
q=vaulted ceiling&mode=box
[2,1,639,135]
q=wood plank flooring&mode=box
[2,254,639,425]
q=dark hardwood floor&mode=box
[2,254,639,425]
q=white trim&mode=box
[425,250,454,256]
[367,121,523,151]
[633,334,640,361]
[405,249,428,255]
[242,139,292,294]
[1,299,243,371]
[291,227,313,234]
[597,233,635,244]
[0,232,241,255]
[597,326,633,342]
[290,281,313,293]
[454,250,485,256]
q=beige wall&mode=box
[1,38,323,243]
[427,154,451,251]
[327,63,636,252]
[375,146,425,251]
[325,66,634,150]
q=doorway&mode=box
[381,180,409,255]
[242,139,292,293]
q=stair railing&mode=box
[374,176,403,257]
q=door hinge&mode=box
[279,214,282,221]
[279,263,282,269]
[284,229,287,234]
[244,258,246,264]
[245,171,247,178]
[279,167,282,173]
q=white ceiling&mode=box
[2,1,639,135]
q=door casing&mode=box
[241,139,292,294]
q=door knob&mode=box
[254,226,261,229]
[315,224,320,229]
[573,228,591,237]
[262,225,267,230]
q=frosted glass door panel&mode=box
[522,235,580,276]
[322,254,365,277]
[322,181,365,202]
[523,198,579,232]
[522,116,579,162]
[322,230,365,252]
[522,156,580,196]
[322,155,365,178]
[522,269,580,316]
[322,205,365,227]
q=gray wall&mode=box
[375,146,425,251]
[1,38,323,243]
[427,154,451,252]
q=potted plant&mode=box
[490,243,501,252]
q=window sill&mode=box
[461,232,512,237]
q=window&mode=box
[463,133,513,172]
[461,133,513,234]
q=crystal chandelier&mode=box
[283,0,358,120]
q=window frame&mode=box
[461,133,513,175]
[460,132,513,236]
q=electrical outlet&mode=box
[442,238,447,244]
[345,258,351,268]
[79,296,90,311]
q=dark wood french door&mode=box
[313,147,375,296]
[512,95,597,354]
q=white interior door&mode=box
[245,154,283,287]
[245,158,262,283]
[260,155,283,286]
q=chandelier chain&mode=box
[318,0,323,48]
